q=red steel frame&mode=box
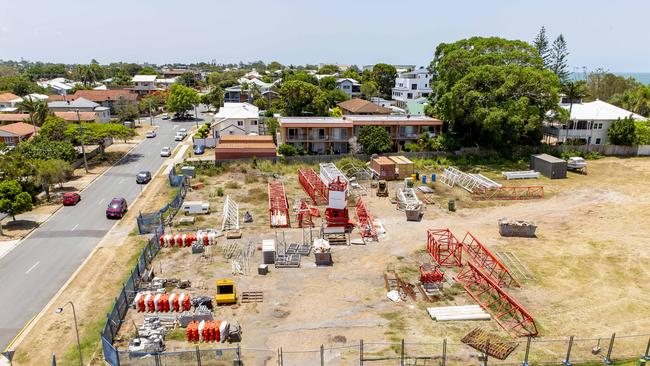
[426,229,463,267]
[461,231,520,288]
[268,180,290,228]
[455,261,538,337]
[472,186,544,201]
[354,198,377,240]
[297,168,328,205]
[419,263,445,284]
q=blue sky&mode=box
[1,0,648,72]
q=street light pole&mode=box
[149,98,154,126]
[76,109,89,173]
[55,301,83,366]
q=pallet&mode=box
[275,253,301,268]
[286,243,312,256]
[241,291,263,303]
[324,233,349,246]
[461,328,519,360]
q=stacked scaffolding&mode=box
[461,231,519,288]
[297,168,328,205]
[268,181,290,228]
[221,195,239,232]
[354,198,377,241]
[455,262,538,337]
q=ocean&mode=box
[571,72,650,85]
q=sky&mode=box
[1,0,649,72]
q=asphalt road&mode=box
[0,114,201,350]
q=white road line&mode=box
[98,198,105,205]
[25,261,40,274]
[118,178,125,184]
[71,224,79,231]
[173,125,179,129]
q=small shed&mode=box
[371,156,396,180]
[531,154,567,179]
[389,155,414,178]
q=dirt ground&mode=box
[111,157,650,365]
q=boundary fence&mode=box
[136,167,186,234]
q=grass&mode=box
[225,181,240,189]
[166,328,186,341]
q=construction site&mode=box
[109,155,650,366]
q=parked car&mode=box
[160,146,172,157]
[193,145,205,155]
[136,171,152,184]
[178,128,187,137]
[174,132,184,141]
[145,130,156,138]
[106,197,128,219]
[161,113,169,120]
[62,192,81,206]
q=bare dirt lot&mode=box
[112,157,650,365]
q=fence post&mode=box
[400,339,405,366]
[279,347,283,366]
[441,338,446,366]
[320,344,325,366]
[359,340,364,366]
[196,346,201,366]
[522,336,531,366]
[482,340,489,366]
[563,335,574,366]
[644,336,650,361]
[604,333,616,365]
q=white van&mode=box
[182,201,210,215]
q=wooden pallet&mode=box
[461,328,519,360]
[241,291,264,303]
[324,233,349,246]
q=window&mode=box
[237,121,243,126]
[595,138,601,145]
[411,84,417,90]
[251,120,258,125]
[407,93,413,99]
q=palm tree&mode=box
[17,96,49,133]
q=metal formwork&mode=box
[455,261,538,337]
[268,181,290,228]
[461,231,519,288]
[297,168,328,205]
[426,228,463,267]
[355,198,378,241]
[221,195,239,232]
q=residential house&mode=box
[0,114,31,124]
[48,97,111,123]
[161,68,201,80]
[261,90,280,105]
[71,90,138,115]
[0,93,21,112]
[131,75,158,94]
[337,98,391,115]
[543,99,647,145]
[215,135,277,160]
[405,97,429,116]
[335,78,361,98]
[391,67,432,108]
[54,111,98,123]
[363,64,415,73]
[211,103,260,136]
[155,77,177,90]
[224,86,249,103]
[277,115,443,154]
[37,78,76,95]
[0,121,38,146]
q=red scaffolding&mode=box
[426,229,463,267]
[296,199,320,228]
[455,262,538,337]
[355,198,377,241]
[297,168,328,205]
[461,231,520,288]
[268,180,290,228]
[472,186,544,201]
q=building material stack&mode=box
[370,156,396,180]
[426,305,491,322]
[268,180,290,228]
[498,218,537,237]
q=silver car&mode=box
[160,146,172,157]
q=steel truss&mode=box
[461,231,519,288]
[221,195,239,232]
[268,180,290,228]
[354,198,377,241]
[298,168,328,205]
[426,229,463,267]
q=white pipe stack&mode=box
[427,305,491,322]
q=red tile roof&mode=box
[47,94,71,102]
[0,114,30,123]
[0,121,38,136]
[337,98,391,114]
[73,90,138,102]
[0,93,20,102]
[54,111,96,121]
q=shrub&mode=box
[225,181,240,189]
[278,143,298,157]
[216,187,224,196]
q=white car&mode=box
[145,130,156,138]
[160,147,172,157]
[174,132,184,141]
[178,128,187,137]
[161,113,169,120]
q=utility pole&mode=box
[194,104,199,127]
[149,98,154,126]
[76,109,89,173]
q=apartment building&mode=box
[277,115,443,154]
[391,67,432,108]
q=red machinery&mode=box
[455,261,538,337]
[461,231,519,288]
[296,199,320,228]
[268,180,290,228]
[472,186,544,201]
[419,263,445,284]
[355,198,377,240]
[324,177,355,232]
[426,229,463,267]
[298,168,328,205]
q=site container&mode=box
[370,157,396,180]
[531,154,567,179]
[389,155,414,178]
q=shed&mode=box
[215,135,277,160]
[371,157,396,180]
[389,155,414,178]
[530,154,567,179]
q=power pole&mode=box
[149,98,154,126]
[76,109,89,173]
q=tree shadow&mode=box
[113,152,144,166]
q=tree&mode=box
[319,76,337,91]
[0,75,37,95]
[282,71,319,86]
[371,64,397,99]
[17,96,49,128]
[549,34,569,83]
[278,143,298,156]
[326,89,349,106]
[0,180,33,220]
[361,81,378,99]
[635,121,650,144]
[65,123,135,154]
[341,69,362,82]
[16,136,77,162]
[429,36,561,148]
[32,159,73,201]
[585,69,640,102]
[167,84,199,117]
[279,80,324,116]
[608,117,637,145]
[532,26,551,68]
[40,115,68,141]
[74,65,98,86]
[265,118,279,136]
[318,64,339,75]
[357,125,392,154]
[610,85,650,117]
[561,80,588,115]
[330,106,343,117]
[267,61,284,72]
[115,99,140,122]
[177,72,199,88]
[200,86,224,112]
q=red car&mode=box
[106,197,128,219]
[62,192,81,206]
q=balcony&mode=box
[286,134,328,141]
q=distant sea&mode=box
[571,72,650,85]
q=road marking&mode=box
[71,224,79,231]
[25,261,40,274]
[98,198,105,205]
[118,178,125,184]
[173,124,179,129]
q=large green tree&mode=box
[608,117,637,145]
[585,69,640,102]
[361,81,378,99]
[357,126,392,154]
[40,115,68,141]
[610,85,650,117]
[371,64,397,99]
[16,136,77,162]
[32,159,73,201]
[65,123,135,153]
[549,34,569,83]
[429,36,561,148]
[200,86,224,112]
[0,75,37,95]
[279,80,328,116]
[0,180,33,220]
[317,64,340,75]
[561,80,588,115]
[17,96,49,127]
[167,84,199,117]
[532,26,551,68]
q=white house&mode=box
[47,97,111,123]
[543,99,646,145]
[37,78,76,95]
[131,75,158,94]
[211,103,260,136]
[335,78,361,98]
[391,67,432,108]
